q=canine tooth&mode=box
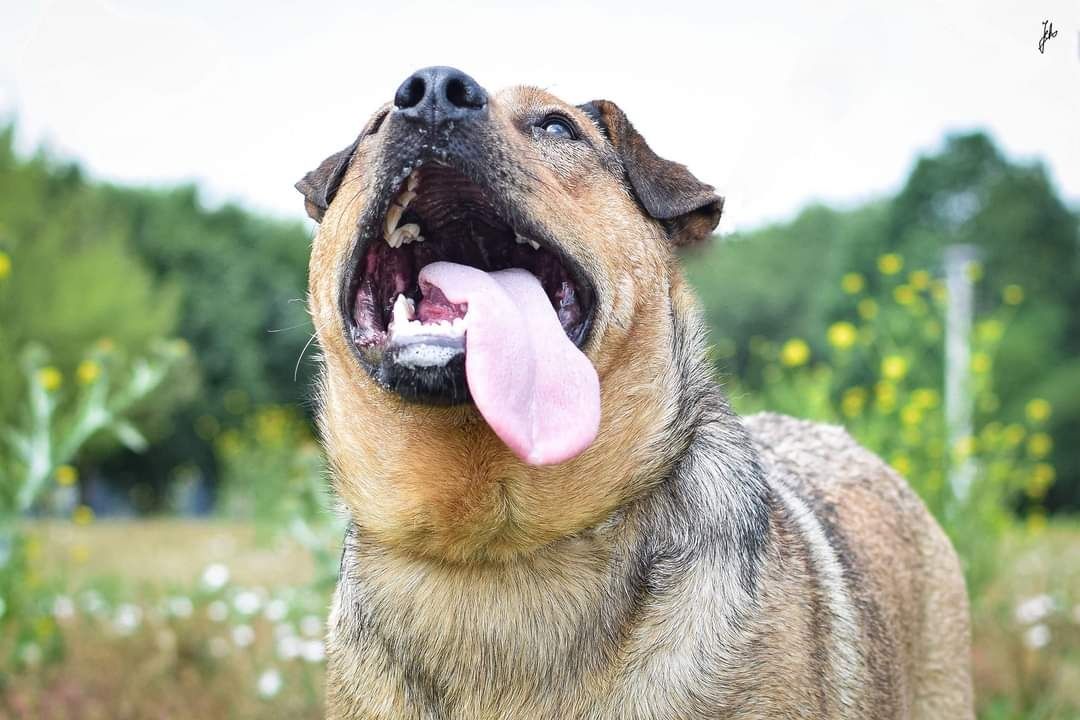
[398,190,417,208]
[385,205,403,238]
[391,294,415,327]
[515,234,540,250]
[388,223,421,247]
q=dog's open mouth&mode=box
[341,161,600,465]
[346,162,593,358]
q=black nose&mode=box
[393,66,488,125]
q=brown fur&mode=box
[301,80,975,719]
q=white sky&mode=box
[1,0,1078,233]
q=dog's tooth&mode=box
[391,294,414,327]
[515,234,540,250]
[388,223,421,247]
[398,190,417,209]
[407,172,420,192]
[385,205,403,239]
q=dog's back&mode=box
[745,412,974,719]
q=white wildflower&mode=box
[167,596,194,618]
[277,634,302,661]
[1023,623,1051,649]
[232,624,256,648]
[81,590,106,616]
[201,563,230,591]
[301,639,326,663]
[1014,594,1055,625]
[114,604,143,635]
[19,643,42,666]
[256,668,283,698]
[264,598,288,622]
[300,614,323,638]
[52,595,75,620]
[233,590,261,616]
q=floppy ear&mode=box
[295,139,359,223]
[579,100,723,246]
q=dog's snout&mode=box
[393,66,488,125]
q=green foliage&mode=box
[0,341,186,671]
[0,124,316,502]
[215,406,342,589]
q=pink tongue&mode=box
[418,261,600,465]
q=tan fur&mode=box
[303,81,974,719]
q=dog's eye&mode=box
[537,116,577,140]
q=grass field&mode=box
[3,519,1079,719]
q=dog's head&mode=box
[301,67,722,560]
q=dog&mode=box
[297,66,974,719]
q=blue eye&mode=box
[538,116,576,140]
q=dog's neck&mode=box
[326,303,773,716]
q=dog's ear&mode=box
[579,100,723,246]
[295,139,359,223]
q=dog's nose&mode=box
[393,66,488,125]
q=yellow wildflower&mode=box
[881,355,909,381]
[875,381,897,412]
[1027,433,1053,459]
[55,465,78,487]
[76,360,101,385]
[911,388,939,409]
[965,261,984,282]
[976,320,1003,343]
[971,352,991,374]
[1026,463,1056,499]
[826,322,857,350]
[1002,284,1024,305]
[908,270,930,290]
[953,435,977,460]
[857,299,878,320]
[37,367,63,391]
[1003,424,1026,447]
[0,250,10,279]
[931,281,948,303]
[1025,398,1052,423]
[893,285,916,306]
[900,405,922,427]
[72,505,95,526]
[780,338,810,367]
[841,273,865,294]
[891,455,912,476]
[841,387,867,418]
[878,253,903,275]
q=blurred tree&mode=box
[0,125,314,509]
[0,126,188,448]
[684,132,1080,510]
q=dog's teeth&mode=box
[385,205,403,239]
[515,234,540,250]
[398,190,417,208]
[388,223,421,247]
[390,294,415,327]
